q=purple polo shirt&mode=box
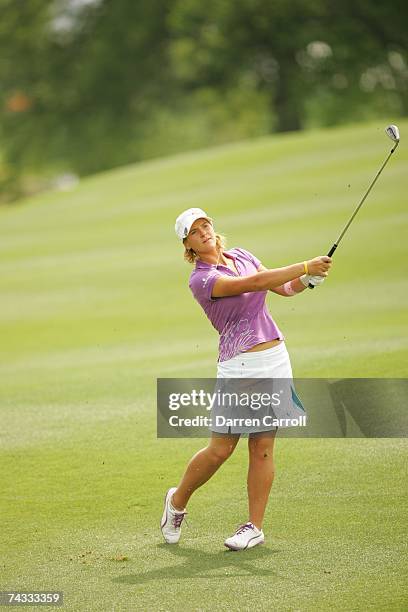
[189,247,284,362]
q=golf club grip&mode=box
[327,244,338,257]
[308,244,337,289]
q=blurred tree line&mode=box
[0,0,407,201]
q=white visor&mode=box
[175,208,212,240]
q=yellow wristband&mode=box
[303,261,309,274]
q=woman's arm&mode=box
[211,256,331,298]
[257,264,307,296]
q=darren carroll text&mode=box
[168,415,307,428]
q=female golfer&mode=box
[161,208,332,550]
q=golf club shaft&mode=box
[309,141,399,289]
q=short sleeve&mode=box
[234,247,262,271]
[189,269,222,304]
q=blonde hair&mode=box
[183,233,227,264]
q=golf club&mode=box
[309,124,400,288]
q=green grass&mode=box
[1,121,407,611]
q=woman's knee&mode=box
[248,436,275,461]
[207,438,238,462]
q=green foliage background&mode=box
[0,0,407,200]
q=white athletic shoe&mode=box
[161,487,187,544]
[224,522,265,551]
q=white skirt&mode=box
[211,342,305,434]
[217,341,293,379]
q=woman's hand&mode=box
[300,274,326,288]
[306,256,332,276]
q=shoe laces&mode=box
[172,511,187,529]
[236,522,254,535]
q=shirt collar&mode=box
[195,250,236,269]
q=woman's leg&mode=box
[172,433,240,510]
[247,431,276,529]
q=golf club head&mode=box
[385,124,400,142]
